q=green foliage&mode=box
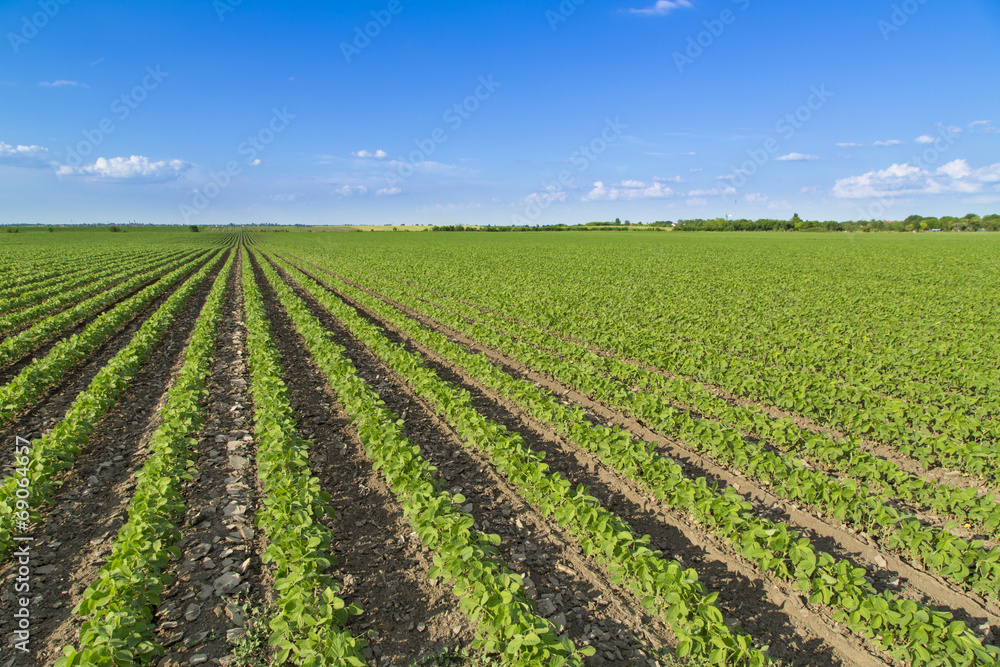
[232,599,276,667]
[258,231,1000,667]
[0,251,224,560]
[57,253,234,666]
[241,251,367,666]
[254,253,590,667]
[0,250,203,371]
[264,254,764,666]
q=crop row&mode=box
[0,257,118,321]
[0,249,181,320]
[422,276,999,482]
[278,253,1000,666]
[391,237,999,419]
[253,252,590,667]
[0,253,214,431]
[262,253,768,666]
[337,262,1000,602]
[0,253,116,301]
[315,239,999,484]
[0,251,224,559]
[0,250,191,338]
[384,276,1000,538]
[241,249,368,665]
[0,250,207,370]
[56,252,235,666]
[348,263,1000,542]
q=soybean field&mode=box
[2,227,1000,667]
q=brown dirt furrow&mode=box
[252,255,475,667]
[150,252,264,667]
[0,254,217,475]
[0,255,226,667]
[290,254,1000,653]
[254,254,674,666]
[278,256,900,667]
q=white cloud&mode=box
[936,160,972,179]
[335,184,368,196]
[269,193,304,202]
[524,186,567,206]
[56,155,191,181]
[681,151,697,156]
[687,186,736,197]
[655,175,685,183]
[248,158,262,166]
[376,186,402,196]
[39,80,89,88]
[0,141,52,168]
[629,0,693,15]
[744,193,768,203]
[832,159,1000,199]
[837,142,864,148]
[352,149,388,159]
[583,180,674,201]
[776,152,820,162]
[383,159,460,176]
[969,120,998,134]
[686,197,708,206]
[873,139,903,147]
[915,135,936,144]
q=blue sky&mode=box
[1,0,998,226]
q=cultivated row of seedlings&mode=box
[0,252,176,337]
[261,252,770,665]
[378,280,1000,536]
[239,249,368,665]
[270,249,1000,666]
[0,252,225,558]
[0,251,121,300]
[0,249,206,370]
[413,269,1000,482]
[0,252,214,432]
[253,251,595,666]
[56,252,236,665]
[410,240,1000,453]
[323,262,1000,601]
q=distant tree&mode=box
[189,225,200,232]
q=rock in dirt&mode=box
[214,571,241,592]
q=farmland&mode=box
[2,228,1000,667]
